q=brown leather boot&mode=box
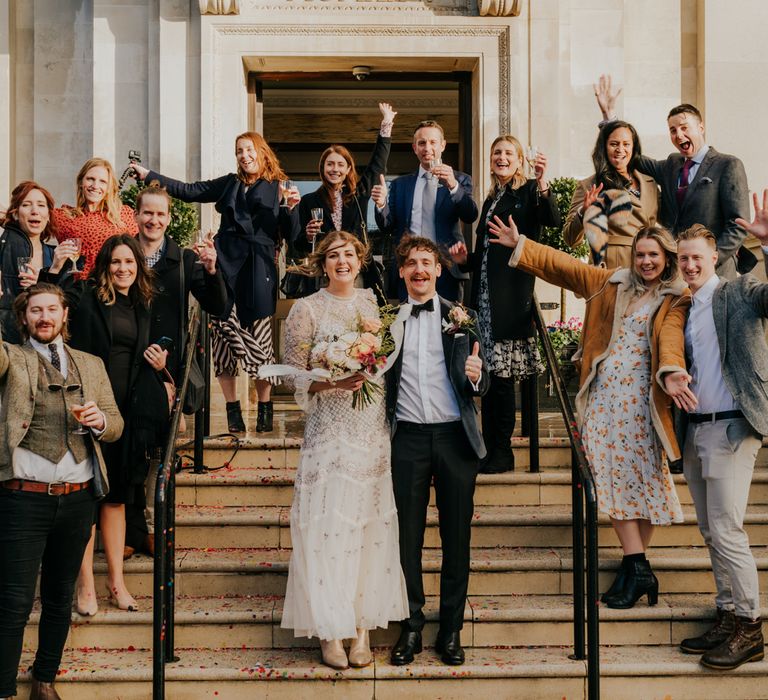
[700,616,764,670]
[680,608,736,654]
[30,677,62,700]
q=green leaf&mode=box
[540,177,590,259]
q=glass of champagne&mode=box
[429,158,443,188]
[193,230,209,264]
[526,146,539,177]
[66,238,82,267]
[70,403,89,435]
[310,208,323,252]
[280,180,295,208]
[17,257,31,281]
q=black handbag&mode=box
[178,257,206,414]
[280,263,320,299]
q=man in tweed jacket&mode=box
[671,214,768,671]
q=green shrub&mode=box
[539,176,589,259]
[120,184,198,247]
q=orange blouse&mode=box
[53,204,137,275]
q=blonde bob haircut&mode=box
[627,225,681,296]
[489,135,527,193]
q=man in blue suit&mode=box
[373,120,478,301]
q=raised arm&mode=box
[357,102,396,197]
[134,164,230,204]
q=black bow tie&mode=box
[410,299,434,317]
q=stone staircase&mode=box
[17,428,768,699]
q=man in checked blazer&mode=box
[594,76,754,278]
[374,120,478,301]
[665,213,768,671]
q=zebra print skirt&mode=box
[211,306,278,384]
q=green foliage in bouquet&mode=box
[539,176,590,259]
[120,184,198,247]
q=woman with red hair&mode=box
[0,181,78,343]
[52,158,138,275]
[133,133,300,433]
[292,102,396,300]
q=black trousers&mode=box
[0,486,96,697]
[391,421,479,634]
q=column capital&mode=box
[199,0,240,15]
[478,0,521,17]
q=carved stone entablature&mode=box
[239,0,474,17]
[200,0,240,14]
[478,0,520,16]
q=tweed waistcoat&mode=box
[18,352,90,464]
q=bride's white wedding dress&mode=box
[281,287,408,640]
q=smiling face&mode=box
[23,292,68,344]
[109,244,138,294]
[412,126,446,170]
[322,151,351,189]
[323,240,361,289]
[135,192,170,245]
[235,138,259,176]
[490,139,522,185]
[399,247,441,302]
[80,166,110,210]
[606,126,634,176]
[634,236,667,286]
[677,237,718,292]
[668,112,706,158]
[16,188,50,239]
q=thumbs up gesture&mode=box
[465,341,483,383]
[371,173,388,209]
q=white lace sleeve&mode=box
[284,298,317,412]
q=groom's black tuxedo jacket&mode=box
[385,296,490,459]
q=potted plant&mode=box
[539,316,582,406]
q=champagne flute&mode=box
[193,230,209,264]
[70,402,89,435]
[65,238,82,267]
[526,146,539,177]
[429,158,443,188]
[280,180,295,208]
[310,208,323,252]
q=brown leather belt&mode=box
[1,478,92,496]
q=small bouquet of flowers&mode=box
[306,304,399,409]
[544,316,583,363]
[441,303,475,335]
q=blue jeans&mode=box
[0,485,96,696]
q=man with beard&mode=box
[386,236,488,667]
[0,283,122,700]
[594,74,754,278]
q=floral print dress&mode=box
[582,304,683,525]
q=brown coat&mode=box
[563,171,659,269]
[508,236,690,460]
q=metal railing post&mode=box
[152,464,167,700]
[164,456,179,663]
[527,374,539,473]
[570,450,585,660]
[194,312,209,473]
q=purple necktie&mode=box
[676,158,694,206]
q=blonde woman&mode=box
[490,222,692,609]
[53,158,137,275]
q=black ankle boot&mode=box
[226,400,246,433]
[256,401,273,433]
[604,557,658,609]
[701,616,764,670]
[601,558,629,603]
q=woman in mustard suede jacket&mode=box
[490,218,694,610]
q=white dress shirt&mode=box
[12,337,94,483]
[408,166,460,237]
[396,294,461,424]
[685,273,739,414]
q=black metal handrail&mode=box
[532,294,600,700]
[153,303,201,700]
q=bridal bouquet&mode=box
[308,305,398,409]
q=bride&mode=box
[281,230,408,669]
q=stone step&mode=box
[174,464,768,508]
[15,644,768,700]
[171,503,768,549]
[90,546,768,598]
[28,593,765,652]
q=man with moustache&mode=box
[0,283,123,700]
[594,74,754,278]
[668,212,768,670]
[374,120,478,301]
[386,236,488,667]
[125,182,227,556]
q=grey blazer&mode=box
[635,148,750,279]
[712,275,768,436]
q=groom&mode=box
[386,235,489,667]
